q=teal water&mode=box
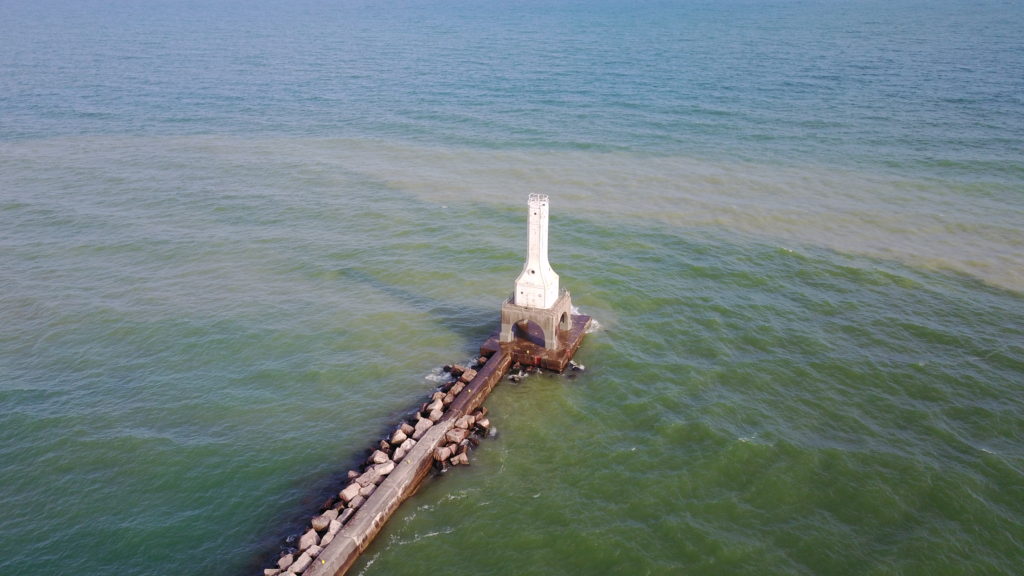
[1,1,1022,574]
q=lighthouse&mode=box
[500,194,574,350]
[513,194,560,309]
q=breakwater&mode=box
[262,314,591,576]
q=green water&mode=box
[2,0,1023,574]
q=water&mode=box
[1,1,1022,574]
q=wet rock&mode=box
[390,428,408,445]
[357,460,394,487]
[433,445,452,462]
[454,415,475,430]
[373,460,395,476]
[412,416,433,440]
[290,552,312,574]
[450,452,470,466]
[450,381,466,396]
[475,418,491,433]
[311,510,335,532]
[346,470,360,480]
[431,391,445,402]
[445,428,470,444]
[450,364,466,377]
[393,438,416,461]
[368,449,390,465]
[339,482,361,503]
[356,469,378,487]
[459,368,477,383]
[298,529,319,551]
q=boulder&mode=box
[454,415,475,430]
[392,445,409,462]
[264,569,281,576]
[359,483,376,497]
[290,552,312,574]
[368,450,390,465]
[400,422,415,436]
[306,545,323,558]
[450,381,466,396]
[428,408,445,422]
[338,508,354,524]
[355,460,392,486]
[329,518,342,534]
[459,368,477,383]
[451,452,470,466]
[442,392,455,406]
[433,446,452,462]
[356,469,379,487]
[278,553,295,570]
[426,398,444,413]
[431,391,445,402]
[390,428,408,445]
[475,418,491,432]
[311,513,330,532]
[393,439,416,461]
[298,528,319,551]
[320,531,335,547]
[346,470,360,480]
[375,460,396,475]
[348,495,365,509]
[445,428,470,444]
[450,364,466,377]
[412,416,433,440]
[339,482,361,503]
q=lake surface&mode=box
[1,1,1022,574]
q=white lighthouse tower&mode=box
[500,194,574,350]
[513,194,560,309]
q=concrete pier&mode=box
[303,350,512,576]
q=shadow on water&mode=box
[337,267,500,344]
